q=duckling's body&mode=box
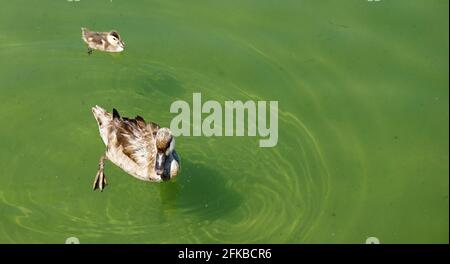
[81,28,125,54]
[91,106,180,191]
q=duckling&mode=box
[81,27,125,54]
[91,106,180,191]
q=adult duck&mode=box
[91,106,180,191]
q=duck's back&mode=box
[109,111,165,181]
[92,106,163,181]
[81,28,107,49]
[113,117,157,168]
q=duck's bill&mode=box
[155,152,166,176]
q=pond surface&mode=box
[0,0,448,243]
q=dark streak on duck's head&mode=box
[155,128,175,177]
[107,30,125,49]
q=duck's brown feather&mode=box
[85,31,105,46]
[92,105,166,181]
[112,114,159,169]
[82,30,112,51]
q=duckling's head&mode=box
[106,31,125,50]
[155,128,178,179]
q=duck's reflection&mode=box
[158,159,242,221]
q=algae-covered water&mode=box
[0,0,448,243]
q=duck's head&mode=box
[155,128,179,179]
[106,31,125,50]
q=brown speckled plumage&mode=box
[81,27,125,53]
[91,106,180,191]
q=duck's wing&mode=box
[131,112,161,138]
[112,112,157,168]
[83,31,105,46]
[147,121,160,138]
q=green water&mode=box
[0,0,448,244]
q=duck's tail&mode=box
[92,105,112,128]
[81,27,88,41]
[92,105,113,146]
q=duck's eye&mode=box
[111,32,120,38]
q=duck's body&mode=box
[81,28,125,54]
[91,106,180,191]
